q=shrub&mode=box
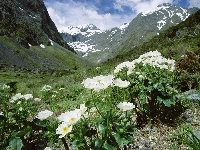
[175,49,200,91]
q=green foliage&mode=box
[169,123,200,150]
[114,51,185,125]
[9,136,23,150]
[184,129,200,150]
[67,89,135,150]
[0,48,199,150]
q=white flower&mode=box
[59,88,65,90]
[17,101,21,105]
[90,107,97,113]
[36,110,53,120]
[114,61,134,74]
[44,147,52,150]
[40,44,45,48]
[2,84,10,89]
[19,107,23,111]
[0,112,3,116]
[138,75,144,79]
[34,98,41,101]
[57,109,81,125]
[41,85,52,91]
[78,104,87,115]
[82,112,89,118]
[82,75,114,91]
[117,102,135,111]
[113,78,130,88]
[56,122,72,138]
[23,94,33,100]
[96,67,100,69]
[51,95,56,98]
[10,93,23,103]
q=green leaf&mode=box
[114,133,129,147]
[9,137,23,150]
[95,138,103,148]
[103,141,116,150]
[163,100,175,107]
[72,139,85,148]
[85,100,91,107]
[98,123,106,134]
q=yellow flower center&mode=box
[62,126,70,133]
[69,117,76,123]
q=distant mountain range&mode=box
[61,3,199,63]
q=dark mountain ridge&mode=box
[0,0,74,52]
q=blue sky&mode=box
[44,0,200,32]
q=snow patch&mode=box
[119,23,129,30]
[40,44,45,49]
[19,7,23,10]
[157,20,166,30]
[49,39,53,46]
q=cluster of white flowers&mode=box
[117,102,135,111]
[82,75,130,91]
[138,50,175,71]
[10,93,33,103]
[34,98,41,101]
[1,84,10,89]
[23,94,34,100]
[112,78,130,88]
[36,110,53,120]
[114,50,175,75]
[56,104,87,138]
[82,75,114,91]
[114,61,135,75]
[41,85,52,91]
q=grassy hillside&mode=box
[0,36,93,71]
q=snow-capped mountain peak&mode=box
[61,3,199,62]
[140,3,191,31]
[141,3,189,20]
[64,24,102,36]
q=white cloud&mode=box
[188,0,200,8]
[114,0,173,14]
[45,0,134,32]
[44,0,199,32]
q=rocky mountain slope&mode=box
[0,0,74,52]
[0,0,93,71]
[61,3,199,63]
[61,23,129,59]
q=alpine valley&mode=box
[0,1,200,149]
[0,0,199,70]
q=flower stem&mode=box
[61,137,70,150]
